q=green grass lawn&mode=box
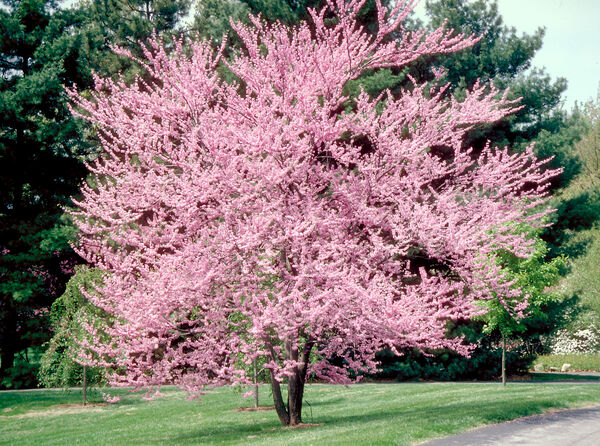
[533,354,600,371]
[530,372,600,381]
[2,382,600,446]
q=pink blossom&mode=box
[101,392,121,404]
[69,0,558,424]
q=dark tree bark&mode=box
[83,365,87,406]
[0,350,15,379]
[285,340,303,425]
[268,366,290,425]
[501,335,507,387]
[265,337,314,426]
[287,370,305,425]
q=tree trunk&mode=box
[287,368,305,425]
[267,366,306,426]
[501,335,506,387]
[265,337,314,426]
[285,338,307,425]
[0,310,17,384]
[253,358,258,409]
[0,350,15,380]
[82,365,87,406]
[268,368,290,425]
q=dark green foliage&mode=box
[547,95,600,337]
[90,0,190,42]
[78,0,191,81]
[0,0,190,389]
[534,111,585,190]
[375,334,532,381]
[542,97,600,261]
[39,265,107,388]
[376,291,573,382]
[240,0,387,29]
[0,0,89,387]
[242,0,322,24]
[192,0,393,50]
[545,190,600,257]
[192,0,250,46]
[426,0,542,82]
[420,1,567,159]
[0,348,43,389]
[376,234,571,382]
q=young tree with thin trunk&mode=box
[478,232,564,387]
[70,0,557,426]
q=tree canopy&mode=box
[71,0,557,425]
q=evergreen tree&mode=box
[0,0,87,386]
[0,0,191,388]
[192,0,394,49]
[192,0,250,46]
[421,0,570,189]
[76,0,191,80]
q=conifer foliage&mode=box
[71,0,557,425]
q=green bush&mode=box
[38,266,109,388]
[0,349,41,389]
[38,337,106,388]
[375,331,535,382]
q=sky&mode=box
[412,0,600,110]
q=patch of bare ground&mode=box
[509,374,532,381]
[282,423,323,429]
[54,403,108,408]
[0,403,133,419]
[234,405,275,412]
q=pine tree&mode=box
[77,0,191,80]
[0,0,87,385]
[0,0,191,388]
[422,1,568,167]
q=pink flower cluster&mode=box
[69,0,557,395]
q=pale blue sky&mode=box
[413,0,600,110]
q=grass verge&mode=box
[533,354,600,371]
[1,382,600,445]
[530,373,600,382]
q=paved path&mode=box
[420,405,600,446]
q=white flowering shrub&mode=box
[550,326,600,355]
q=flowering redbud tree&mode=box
[70,0,557,426]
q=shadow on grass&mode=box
[302,396,345,407]
[171,392,584,444]
[530,373,600,382]
[173,418,281,444]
